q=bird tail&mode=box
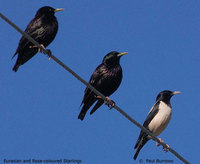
[78,97,96,120]
[90,100,104,115]
[78,108,87,120]
[12,63,20,72]
[78,92,96,120]
[12,51,20,72]
[134,135,149,160]
[134,144,143,160]
[12,51,18,59]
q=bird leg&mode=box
[156,138,163,147]
[105,96,115,109]
[95,96,115,109]
[46,49,52,60]
[29,44,52,60]
[156,138,170,152]
[163,144,170,152]
[29,44,45,52]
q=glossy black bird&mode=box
[78,51,127,120]
[134,90,180,160]
[12,6,64,72]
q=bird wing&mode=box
[143,101,160,127]
[90,99,104,115]
[78,64,106,120]
[135,102,159,144]
[134,101,160,157]
[12,17,39,58]
[80,63,106,106]
[89,64,122,96]
[89,64,108,86]
[13,16,50,58]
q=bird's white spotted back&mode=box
[148,101,172,136]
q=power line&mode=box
[0,12,190,164]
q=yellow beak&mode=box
[118,52,128,57]
[54,8,64,13]
[173,91,181,95]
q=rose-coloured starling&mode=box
[12,6,64,72]
[134,90,180,160]
[78,51,127,120]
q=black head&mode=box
[156,90,180,104]
[102,51,127,65]
[35,6,64,17]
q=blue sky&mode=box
[0,1,199,163]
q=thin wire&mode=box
[0,13,190,164]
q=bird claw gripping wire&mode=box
[163,144,170,152]
[106,98,115,110]
[29,44,52,60]
[156,138,164,147]
[0,12,190,164]
[29,44,45,52]
[156,138,170,152]
[45,49,52,60]
[96,95,115,109]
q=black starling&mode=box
[134,90,180,160]
[12,6,64,72]
[78,51,127,120]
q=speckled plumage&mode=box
[12,6,62,72]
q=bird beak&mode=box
[118,52,128,57]
[54,8,64,13]
[173,91,181,95]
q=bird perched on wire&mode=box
[134,90,180,160]
[78,51,127,120]
[12,6,64,72]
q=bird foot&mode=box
[163,144,170,152]
[95,96,115,109]
[156,138,163,147]
[105,97,115,109]
[156,138,170,152]
[29,44,46,53]
[46,49,52,60]
[29,45,52,60]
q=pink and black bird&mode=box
[78,51,127,120]
[12,6,64,72]
[134,90,180,160]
